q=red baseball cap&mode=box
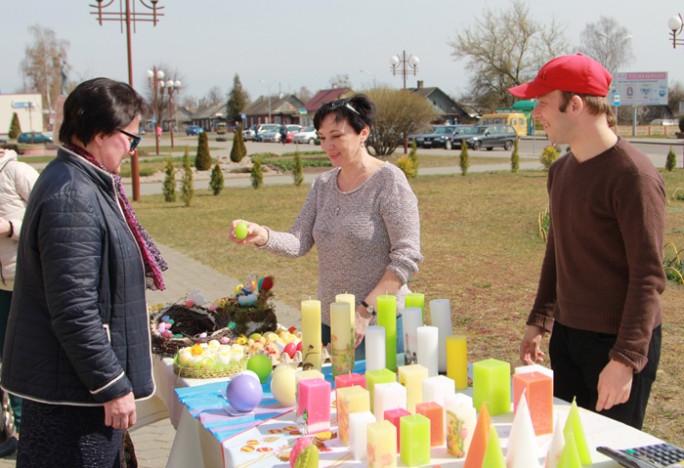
[508,53,612,98]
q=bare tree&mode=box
[329,74,352,89]
[206,86,223,105]
[449,0,569,110]
[578,16,633,75]
[365,87,436,157]
[298,86,313,103]
[20,25,70,124]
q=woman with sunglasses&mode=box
[231,94,422,359]
[1,77,167,466]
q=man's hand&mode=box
[354,305,373,348]
[596,359,633,412]
[520,325,546,365]
[104,392,136,430]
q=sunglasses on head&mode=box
[329,99,360,115]
[117,129,142,152]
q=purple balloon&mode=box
[226,372,263,412]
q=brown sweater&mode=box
[528,138,666,372]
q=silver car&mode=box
[293,125,318,145]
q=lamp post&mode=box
[146,67,164,155]
[668,14,684,167]
[163,79,181,148]
[90,0,165,202]
[259,79,273,123]
[389,50,420,89]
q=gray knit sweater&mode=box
[262,162,423,325]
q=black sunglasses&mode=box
[117,129,142,152]
[329,99,360,115]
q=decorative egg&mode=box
[282,343,297,359]
[230,348,245,363]
[226,371,263,412]
[178,351,192,366]
[270,364,297,407]
[234,221,249,240]
[237,293,259,307]
[200,357,216,369]
[246,354,273,383]
[208,339,221,349]
[220,336,230,344]
[217,352,232,366]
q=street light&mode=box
[146,67,164,155]
[668,14,684,48]
[90,0,166,202]
[259,79,273,123]
[389,50,420,89]
[162,79,181,148]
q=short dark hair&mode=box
[313,94,375,134]
[59,77,147,146]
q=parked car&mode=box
[260,130,281,142]
[185,125,204,136]
[455,125,518,151]
[17,132,53,144]
[414,125,468,149]
[243,125,258,140]
[293,125,318,145]
[253,124,282,142]
[285,124,303,143]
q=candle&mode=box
[397,364,428,413]
[416,325,439,376]
[482,425,506,468]
[505,392,540,468]
[546,418,565,468]
[564,398,592,466]
[296,378,331,434]
[463,403,491,468]
[335,292,356,310]
[512,371,553,435]
[404,292,425,321]
[472,358,510,416]
[330,301,355,377]
[446,335,468,390]
[376,295,397,371]
[367,420,397,468]
[373,382,407,421]
[416,401,444,447]
[365,326,386,372]
[401,307,422,365]
[295,369,324,403]
[365,368,396,412]
[422,375,455,410]
[349,411,376,462]
[384,407,410,451]
[514,363,553,379]
[336,385,370,446]
[400,414,431,466]
[444,393,476,458]
[301,299,322,370]
[334,372,366,389]
[428,299,452,373]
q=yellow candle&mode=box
[301,299,322,370]
[397,364,428,413]
[331,300,355,377]
[335,293,356,311]
[377,295,397,371]
[367,420,397,468]
[446,335,468,390]
[336,386,370,446]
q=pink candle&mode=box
[296,378,331,434]
[384,407,411,451]
[335,373,366,389]
[416,401,444,447]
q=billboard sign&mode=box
[613,72,668,106]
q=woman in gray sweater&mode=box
[231,94,422,355]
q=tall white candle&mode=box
[373,382,407,421]
[365,326,386,372]
[330,301,355,377]
[349,411,376,461]
[416,325,439,377]
[402,307,422,365]
[301,299,322,370]
[429,299,453,373]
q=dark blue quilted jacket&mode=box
[1,147,154,405]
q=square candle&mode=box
[367,420,398,468]
[384,407,411,451]
[335,372,366,389]
[349,411,376,461]
[422,374,456,406]
[295,369,324,401]
[400,414,431,466]
[444,393,476,458]
[336,385,370,446]
[365,368,396,412]
[472,358,511,416]
[296,378,331,434]
[397,364,428,413]
[416,401,444,447]
[373,382,407,421]
[513,371,553,435]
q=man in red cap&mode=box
[512,54,665,429]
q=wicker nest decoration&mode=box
[214,276,278,337]
[150,303,233,357]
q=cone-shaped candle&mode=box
[463,403,491,468]
[506,391,541,468]
[482,425,506,468]
[545,416,565,468]
[558,429,582,468]
[563,398,591,466]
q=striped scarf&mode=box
[64,143,167,290]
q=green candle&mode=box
[404,292,425,321]
[482,425,506,467]
[365,368,396,412]
[400,414,431,466]
[377,295,397,371]
[472,358,511,416]
[564,398,592,465]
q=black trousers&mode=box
[549,321,661,430]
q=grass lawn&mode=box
[133,167,684,447]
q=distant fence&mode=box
[614,125,681,137]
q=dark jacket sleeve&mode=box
[38,190,132,402]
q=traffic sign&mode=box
[613,93,621,107]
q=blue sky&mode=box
[3,0,684,103]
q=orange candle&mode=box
[416,401,444,447]
[513,371,553,435]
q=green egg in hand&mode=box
[235,221,249,240]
